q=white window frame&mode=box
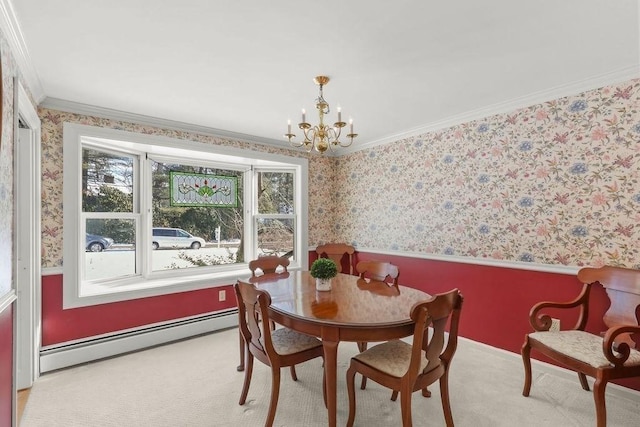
[63,123,308,308]
[253,168,298,259]
[80,143,142,282]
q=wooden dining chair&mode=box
[522,265,640,427]
[234,280,325,427]
[346,288,463,427]
[249,255,290,276]
[356,260,399,285]
[237,256,291,372]
[316,243,355,275]
[355,260,400,389]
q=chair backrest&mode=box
[407,289,463,381]
[356,260,399,285]
[249,255,290,277]
[316,243,355,275]
[577,265,640,347]
[234,280,276,359]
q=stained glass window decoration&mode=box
[169,171,238,207]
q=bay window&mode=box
[63,123,308,308]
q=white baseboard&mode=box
[40,310,238,373]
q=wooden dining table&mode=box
[237,271,431,427]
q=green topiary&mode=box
[310,258,339,279]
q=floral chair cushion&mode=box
[353,339,431,378]
[529,330,640,368]
[270,328,322,355]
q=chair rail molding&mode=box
[0,289,16,313]
[347,247,580,276]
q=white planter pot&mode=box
[315,277,332,291]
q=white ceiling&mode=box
[7,0,640,151]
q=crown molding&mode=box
[339,65,640,156]
[41,97,343,156]
[40,97,293,149]
[39,66,640,159]
[0,0,45,102]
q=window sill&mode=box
[64,266,261,309]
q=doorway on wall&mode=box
[14,80,41,390]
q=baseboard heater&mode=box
[40,309,238,373]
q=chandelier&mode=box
[285,76,357,154]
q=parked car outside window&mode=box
[151,227,206,250]
[86,233,114,252]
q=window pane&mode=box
[151,160,244,270]
[84,218,136,281]
[82,148,134,213]
[257,218,294,257]
[258,172,294,214]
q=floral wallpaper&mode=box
[40,78,640,270]
[333,79,640,269]
[39,110,334,268]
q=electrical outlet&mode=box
[219,289,226,302]
[550,318,560,332]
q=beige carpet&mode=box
[20,327,640,426]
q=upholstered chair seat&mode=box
[528,330,640,368]
[268,328,322,355]
[352,339,430,378]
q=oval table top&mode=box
[247,270,431,328]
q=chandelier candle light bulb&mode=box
[285,75,357,154]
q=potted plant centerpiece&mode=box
[310,258,338,291]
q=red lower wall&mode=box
[42,253,640,392]
[0,304,13,427]
[41,275,236,346]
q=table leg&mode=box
[322,339,339,427]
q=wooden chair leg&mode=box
[265,368,281,427]
[360,375,368,390]
[290,365,298,381]
[521,339,532,396]
[439,371,454,427]
[357,341,368,389]
[346,365,358,427]
[237,329,245,371]
[399,389,413,427]
[322,366,327,408]
[578,373,590,391]
[239,353,254,405]
[593,378,608,427]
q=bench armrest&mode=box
[528,283,591,331]
[602,325,640,366]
